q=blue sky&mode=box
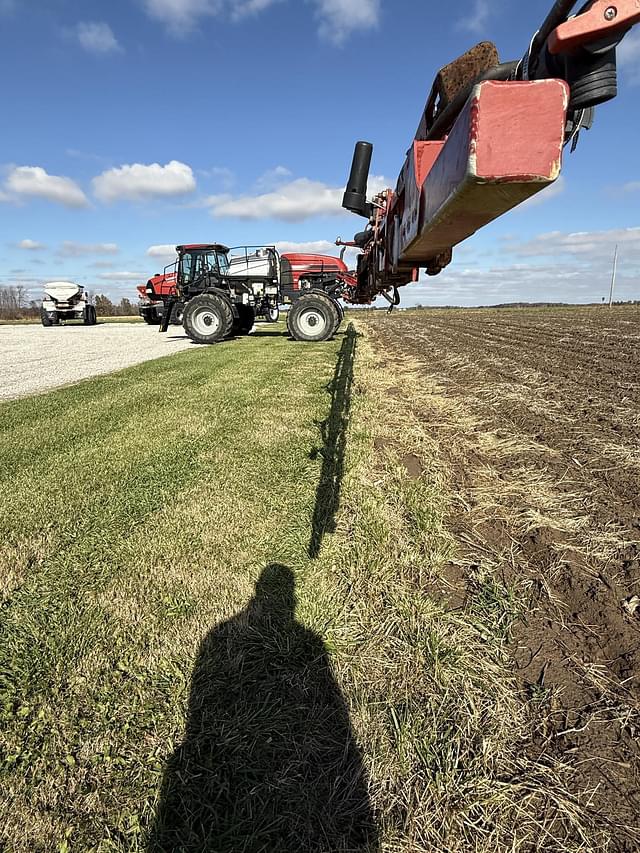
[1,0,639,306]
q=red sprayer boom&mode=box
[338,0,640,305]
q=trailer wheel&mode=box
[40,309,53,327]
[183,293,233,345]
[265,306,280,323]
[288,293,339,343]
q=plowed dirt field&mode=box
[362,306,640,848]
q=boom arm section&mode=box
[339,0,640,305]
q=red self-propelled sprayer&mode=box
[338,0,640,306]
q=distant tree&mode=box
[117,297,136,316]
[0,285,34,320]
[94,294,115,316]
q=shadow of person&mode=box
[149,564,378,853]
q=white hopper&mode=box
[44,282,83,302]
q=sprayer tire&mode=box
[183,293,233,345]
[288,293,339,343]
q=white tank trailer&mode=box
[41,282,97,327]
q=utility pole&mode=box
[608,244,618,308]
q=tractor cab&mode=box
[175,244,230,297]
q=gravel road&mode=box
[0,323,195,401]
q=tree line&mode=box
[0,285,138,320]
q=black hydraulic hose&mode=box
[425,61,519,140]
[380,286,401,307]
[530,0,578,62]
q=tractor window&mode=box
[193,254,207,277]
[180,254,193,283]
[216,252,229,274]
[201,253,218,274]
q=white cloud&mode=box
[313,0,380,44]
[622,181,640,193]
[510,226,640,263]
[457,0,490,34]
[207,173,390,221]
[147,244,178,259]
[59,241,119,256]
[396,262,639,308]
[254,166,293,192]
[619,29,640,84]
[200,166,235,189]
[143,0,221,33]
[4,166,89,208]
[275,240,338,254]
[98,271,147,281]
[142,0,282,32]
[142,0,378,40]
[17,239,46,251]
[365,224,640,308]
[76,22,122,54]
[231,0,283,19]
[92,160,196,202]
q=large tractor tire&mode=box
[233,304,256,336]
[83,305,97,326]
[40,309,53,327]
[183,293,233,345]
[288,292,339,343]
[265,306,280,323]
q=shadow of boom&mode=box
[309,323,358,559]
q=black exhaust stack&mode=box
[342,141,374,218]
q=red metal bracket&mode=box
[399,80,569,265]
[548,0,640,54]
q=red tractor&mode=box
[146,244,356,344]
[136,274,181,325]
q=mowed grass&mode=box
[0,321,598,852]
[0,325,341,847]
